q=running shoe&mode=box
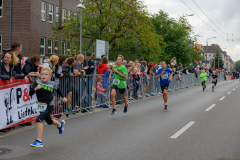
[203,87,205,91]
[111,109,117,115]
[164,104,168,110]
[66,108,75,114]
[58,120,65,134]
[123,105,128,113]
[30,139,43,148]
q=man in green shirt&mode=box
[199,70,208,91]
[109,55,128,115]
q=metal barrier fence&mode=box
[51,73,226,116]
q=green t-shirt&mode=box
[112,64,127,89]
[200,73,208,82]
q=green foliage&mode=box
[151,10,200,67]
[53,0,165,62]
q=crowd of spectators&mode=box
[0,42,238,119]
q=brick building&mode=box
[0,0,79,56]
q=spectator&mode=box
[132,67,140,99]
[73,54,85,77]
[54,55,67,108]
[189,64,194,73]
[72,54,77,60]
[1,42,23,74]
[62,58,75,114]
[83,52,95,95]
[171,57,176,66]
[152,63,158,75]
[41,55,59,76]
[134,59,139,65]
[97,56,109,75]
[22,54,41,83]
[123,60,127,67]
[0,52,29,82]
[127,61,134,74]
[96,76,106,106]
[139,57,145,72]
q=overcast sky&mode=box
[143,0,240,61]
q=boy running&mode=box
[200,70,208,91]
[212,71,218,92]
[109,55,128,115]
[29,67,68,147]
[156,61,173,110]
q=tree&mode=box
[151,10,199,67]
[52,0,165,62]
[210,51,224,69]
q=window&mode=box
[68,11,72,20]
[55,41,58,54]
[41,2,46,21]
[0,0,3,18]
[48,39,52,54]
[62,41,65,55]
[62,9,66,23]
[56,6,59,22]
[40,38,45,55]
[67,44,70,54]
[0,35,2,54]
[49,4,53,23]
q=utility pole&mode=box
[218,45,220,69]
[57,0,63,55]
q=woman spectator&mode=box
[22,54,41,84]
[41,55,59,77]
[0,52,29,83]
[54,55,67,108]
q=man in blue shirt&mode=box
[156,61,173,110]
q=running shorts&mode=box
[161,83,169,92]
[112,85,126,94]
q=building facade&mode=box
[0,0,79,56]
[201,44,228,69]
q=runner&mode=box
[212,71,218,92]
[109,55,128,115]
[29,67,68,147]
[199,70,208,91]
[156,61,173,110]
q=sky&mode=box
[142,0,240,61]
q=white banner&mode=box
[0,79,38,130]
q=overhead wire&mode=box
[181,0,239,60]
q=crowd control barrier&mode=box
[0,73,229,130]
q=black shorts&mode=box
[112,85,126,94]
[161,83,169,92]
[202,81,206,85]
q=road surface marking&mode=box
[170,121,195,139]
[205,104,216,111]
[219,96,225,100]
[227,92,231,94]
[233,88,236,90]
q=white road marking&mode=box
[219,96,225,100]
[233,88,236,90]
[227,92,231,94]
[205,104,216,111]
[170,121,195,139]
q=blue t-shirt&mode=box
[157,68,172,86]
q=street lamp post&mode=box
[77,1,86,55]
[205,37,216,67]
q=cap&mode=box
[86,52,91,56]
[153,63,158,65]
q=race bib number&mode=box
[161,73,169,80]
[113,79,120,85]
[34,102,47,112]
[212,79,216,82]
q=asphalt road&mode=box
[1,80,240,160]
